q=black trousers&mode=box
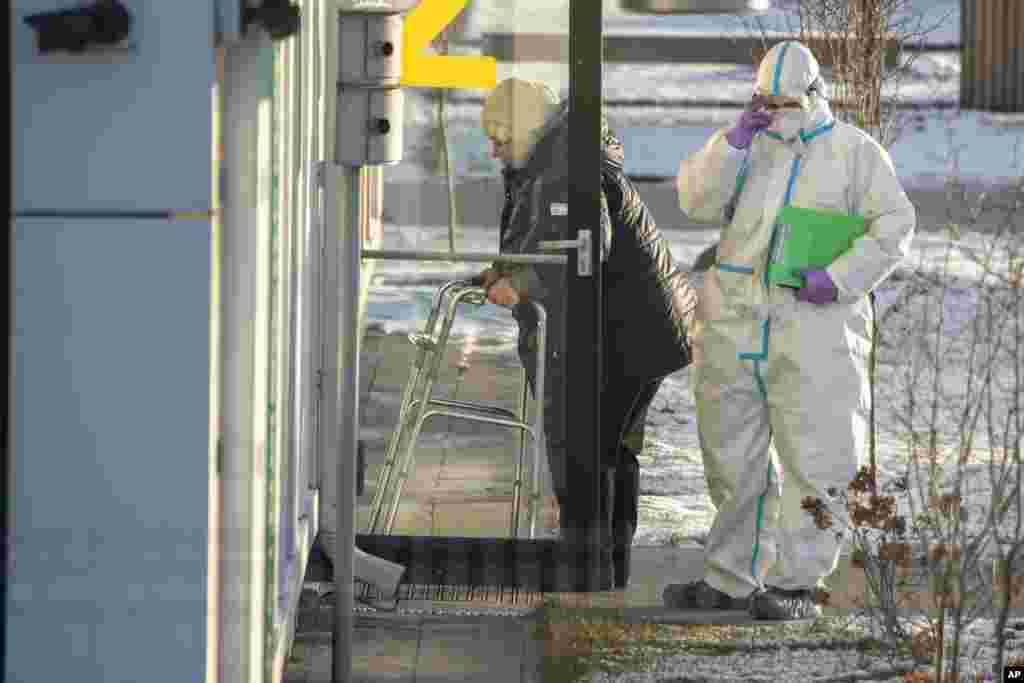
[520,334,663,587]
[600,376,662,588]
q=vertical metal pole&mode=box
[317,159,343,680]
[318,162,341,564]
[566,0,606,590]
[219,32,272,683]
[331,164,360,683]
[307,163,325,497]
[530,305,547,539]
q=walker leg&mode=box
[529,303,547,539]
[368,281,467,532]
[368,355,429,532]
[383,289,464,533]
[509,367,530,537]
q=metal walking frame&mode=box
[366,278,548,540]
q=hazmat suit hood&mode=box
[755,41,833,142]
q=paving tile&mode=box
[290,620,420,683]
[351,622,419,682]
[414,617,538,682]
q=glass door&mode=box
[354,0,611,592]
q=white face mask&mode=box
[769,110,806,141]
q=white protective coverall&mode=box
[677,41,916,597]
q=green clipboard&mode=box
[767,205,868,288]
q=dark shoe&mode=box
[662,579,749,610]
[747,586,822,621]
[613,545,630,589]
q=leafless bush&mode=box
[862,158,1024,679]
[743,0,951,146]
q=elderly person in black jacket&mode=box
[477,78,698,588]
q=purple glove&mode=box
[795,269,838,304]
[725,97,774,150]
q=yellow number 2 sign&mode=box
[401,0,497,89]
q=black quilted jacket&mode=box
[494,102,697,384]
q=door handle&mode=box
[538,229,592,277]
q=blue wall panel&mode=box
[7,218,211,683]
[11,1,215,212]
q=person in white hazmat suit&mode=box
[669,41,916,620]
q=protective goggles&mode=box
[756,95,805,111]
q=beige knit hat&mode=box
[481,78,560,167]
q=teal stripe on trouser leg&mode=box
[738,320,774,588]
[749,360,771,583]
[698,319,777,598]
[762,321,865,591]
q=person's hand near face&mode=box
[725,94,775,149]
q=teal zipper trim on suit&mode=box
[732,153,751,204]
[761,119,834,287]
[765,119,835,144]
[801,120,834,141]
[717,263,755,274]
[738,318,771,363]
[738,318,771,400]
[763,156,803,288]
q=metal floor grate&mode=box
[356,579,545,607]
[297,583,542,629]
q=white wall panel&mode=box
[8,217,211,683]
[12,1,215,212]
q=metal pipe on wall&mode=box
[331,164,360,683]
[219,30,274,683]
[314,162,346,683]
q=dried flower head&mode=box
[871,494,897,520]
[909,624,941,662]
[928,543,962,563]
[801,496,834,530]
[848,465,877,494]
[934,493,961,518]
[850,503,876,528]
[883,515,908,537]
[878,542,913,567]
